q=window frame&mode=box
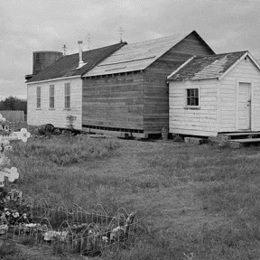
[49,84,55,109]
[36,86,41,109]
[64,83,71,109]
[185,87,200,108]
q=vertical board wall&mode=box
[82,73,144,130]
[143,33,214,134]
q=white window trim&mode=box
[185,86,201,109]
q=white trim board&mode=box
[219,52,260,80]
[26,75,81,85]
[167,56,194,81]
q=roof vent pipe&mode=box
[77,41,86,68]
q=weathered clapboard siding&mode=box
[143,33,214,133]
[219,57,260,132]
[27,78,82,129]
[82,72,144,130]
[169,53,260,137]
[169,80,218,136]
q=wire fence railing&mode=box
[1,198,142,257]
[0,114,142,257]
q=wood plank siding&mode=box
[81,32,214,135]
[82,72,144,131]
[143,33,214,134]
[27,78,82,129]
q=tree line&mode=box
[0,97,27,114]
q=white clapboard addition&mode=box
[168,51,260,137]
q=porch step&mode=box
[222,131,260,137]
[229,138,260,143]
[212,132,260,148]
[219,131,260,140]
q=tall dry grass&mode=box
[5,136,260,259]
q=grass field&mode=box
[2,134,260,259]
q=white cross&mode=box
[0,113,30,188]
[0,114,6,122]
[0,128,31,143]
[0,167,19,187]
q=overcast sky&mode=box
[0,0,260,99]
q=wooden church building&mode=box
[26,30,214,137]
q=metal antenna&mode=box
[63,44,67,55]
[119,27,124,43]
[87,33,91,50]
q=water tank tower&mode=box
[32,51,63,75]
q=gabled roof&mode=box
[83,31,214,77]
[27,42,126,83]
[167,51,260,81]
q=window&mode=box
[36,86,41,108]
[49,85,55,109]
[64,83,70,109]
[186,88,199,107]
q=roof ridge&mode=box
[125,33,185,46]
[168,50,250,81]
[26,42,126,83]
[83,30,214,77]
[194,50,248,59]
[63,42,127,57]
[79,42,127,75]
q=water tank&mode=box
[33,51,63,75]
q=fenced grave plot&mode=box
[1,199,141,257]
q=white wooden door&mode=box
[238,82,251,130]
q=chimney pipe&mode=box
[77,41,84,68]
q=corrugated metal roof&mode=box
[27,42,126,83]
[168,51,247,81]
[83,33,187,77]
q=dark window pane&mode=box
[36,87,41,108]
[187,88,199,106]
[195,89,198,97]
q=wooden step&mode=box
[222,132,260,137]
[230,138,260,143]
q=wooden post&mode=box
[161,127,169,140]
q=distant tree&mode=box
[0,96,27,114]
